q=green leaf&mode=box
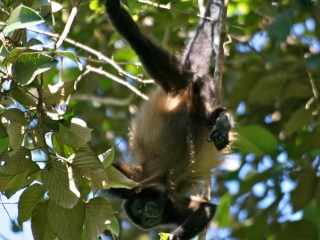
[43,81,75,105]
[239,169,271,195]
[214,193,231,227]
[18,183,45,225]
[41,161,80,208]
[290,168,318,212]
[0,137,9,155]
[31,201,57,240]
[44,48,83,70]
[267,9,296,49]
[0,147,31,175]
[13,52,58,85]
[30,129,45,149]
[105,165,137,189]
[235,125,277,156]
[10,87,38,107]
[1,108,25,153]
[276,219,318,240]
[99,147,115,168]
[70,148,109,192]
[47,200,85,240]
[305,54,320,71]
[3,5,45,34]
[0,160,40,198]
[25,38,43,47]
[58,118,91,148]
[303,200,320,237]
[159,233,171,240]
[247,77,283,104]
[4,47,30,63]
[106,215,120,237]
[286,106,314,135]
[51,132,74,158]
[84,197,113,240]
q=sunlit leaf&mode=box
[43,81,75,105]
[13,52,58,85]
[44,48,83,70]
[1,108,25,153]
[106,215,120,237]
[99,147,115,168]
[3,5,44,33]
[105,164,137,189]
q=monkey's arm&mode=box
[183,0,232,150]
[106,0,186,91]
[171,201,216,240]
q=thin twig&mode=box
[72,93,135,106]
[27,28,151,85]
[56,0,81,49]
[37,74,51,160]
[213,0,228,103]
[85,65,148,100]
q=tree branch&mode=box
[85,65,148,100]
[72,93,134,106]
[27,28,151,83]
[213,0,228,103]
[55,0,81,49]
[199,1,228,239]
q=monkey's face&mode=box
[123,193,166,229]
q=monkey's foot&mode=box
[206,113,231,150]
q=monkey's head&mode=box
[123,188,170,229]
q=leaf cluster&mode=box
[0,1,136,239]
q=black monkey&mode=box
[106,0,232,239]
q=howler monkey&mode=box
[106,0,232,239]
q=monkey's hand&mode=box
[206,113,231,150]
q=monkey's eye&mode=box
[133,207,143,217]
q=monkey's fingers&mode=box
[206,114,231,150]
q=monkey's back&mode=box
[129,87,221,196]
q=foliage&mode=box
[0,1,137,239]
[0,0,320,239]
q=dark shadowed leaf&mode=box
[47,200,85,240]
[291,168,318,212]
[18,184,45,225]
[276,219,318,240]
[84,197,113,239]
[42,161,80,208]
[31,201,57,240]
